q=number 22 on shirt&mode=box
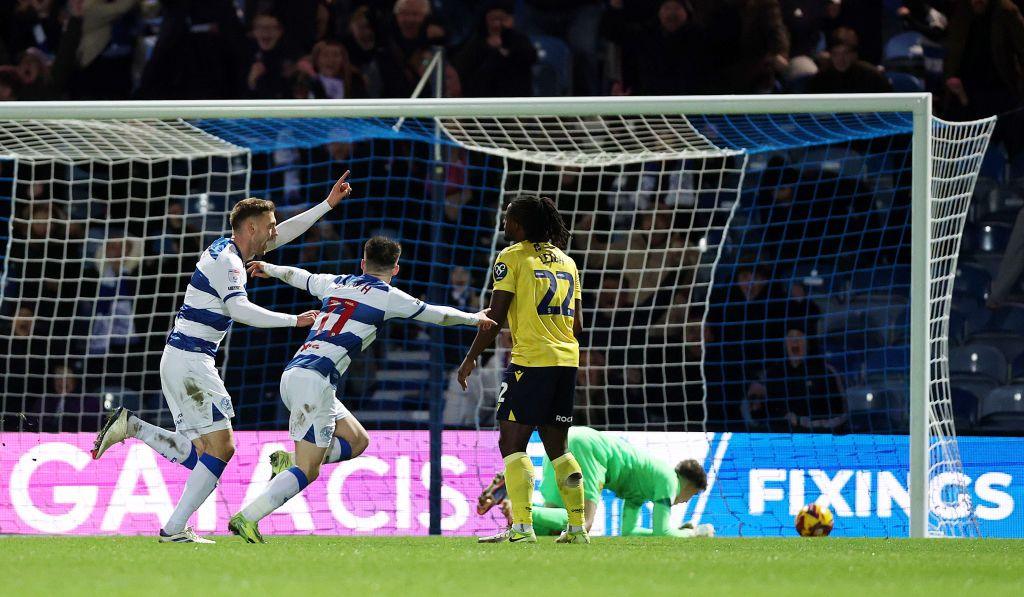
[534,270,575,317]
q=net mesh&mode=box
[927,117,998,536]
[0,119,248,432]
[0,107,995,537]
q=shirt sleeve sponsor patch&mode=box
[228,269,242,285]
[493,261,509,282]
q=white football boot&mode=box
[92,407,132,460]
[478,526,537,543]
[158,527,215,544]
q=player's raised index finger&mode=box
[338,170,350,184]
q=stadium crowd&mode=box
[2,0,1024,436]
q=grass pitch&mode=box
[2,536,1022,596]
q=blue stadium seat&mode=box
[883,31,924,65]
[977,221,1012,254]
[530,35,572,97]
[967,254,1005,281]
[966,332,1024,365]
[975,411,1024,434]
[887,72,924,92]
[865,346,910,375]
[845,385,900,433]
[849,266,911,296]
[1012,352,1024,381]
[947,310,967,346]
[948,344,1008,381]
[984,305,1024,333]
[953,263,992,301]
[950,386,978,430]
[979,385,1024,418]
[950,374,1000,407]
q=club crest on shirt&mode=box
[493,262,508,281]
[228,269,242,285]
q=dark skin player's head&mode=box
[503,196,571,249]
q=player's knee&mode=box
[301,462,321,484]
[206,438,235,461]
[564,472,582,488]
[350,430,370,458]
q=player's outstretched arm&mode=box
[247,261,337,298]
[211,254,317,328]
[386,286,496,329]
[457,290,513,390]
[264,171,352,253]
[410,303,495,328]
[223,295,317,328]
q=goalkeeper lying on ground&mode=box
[478,426,713,538]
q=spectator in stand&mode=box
[82,234,142,363]
[443,266,481,365]
[575,348,609,427]
[0,303,47,429]
[455,0,537,98]
[136,0,249,99]
[747,327,848,433]
[342,5,383,97]
[244,0,318,57]
[299,39,368,99]
[246,12,300,99]
[805,27,892,93]
[0,66,22,100]
[899,0,950,41]
[519,0,603,95]
[444,329,511,427]
[708,262,789,390]
[781,0,838,58]
[42,362,102,432]
[944,0,1024,175]
[602,0,705,95]
[12,48,64,100]
[5,0,66,59]
[298,220,348,268]
[378,0,448,98]
[699,0,790,93]
[147,200,201,258]
[779,0,842,84]
[66,0,140,100]
[989,203,1024,307]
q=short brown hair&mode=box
[230,198,275,230]
[675,459,708,491]
[364,236,402,271]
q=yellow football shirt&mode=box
[492,241,580,368]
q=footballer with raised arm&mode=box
[226,236,496,543]
[478,426,714,538]
[91,172,353,544]
[457,195,588,544]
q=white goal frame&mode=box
[0,94,938,537]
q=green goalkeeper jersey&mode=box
[538,426,685,536]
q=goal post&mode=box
[0,95,995,538]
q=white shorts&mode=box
[160,345,234,440]
[280,367,351,448]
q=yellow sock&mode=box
[503,452,534,527]
[552,452,585,527]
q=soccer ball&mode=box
[794,503,834,537]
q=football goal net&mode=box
[0,96,994,538]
